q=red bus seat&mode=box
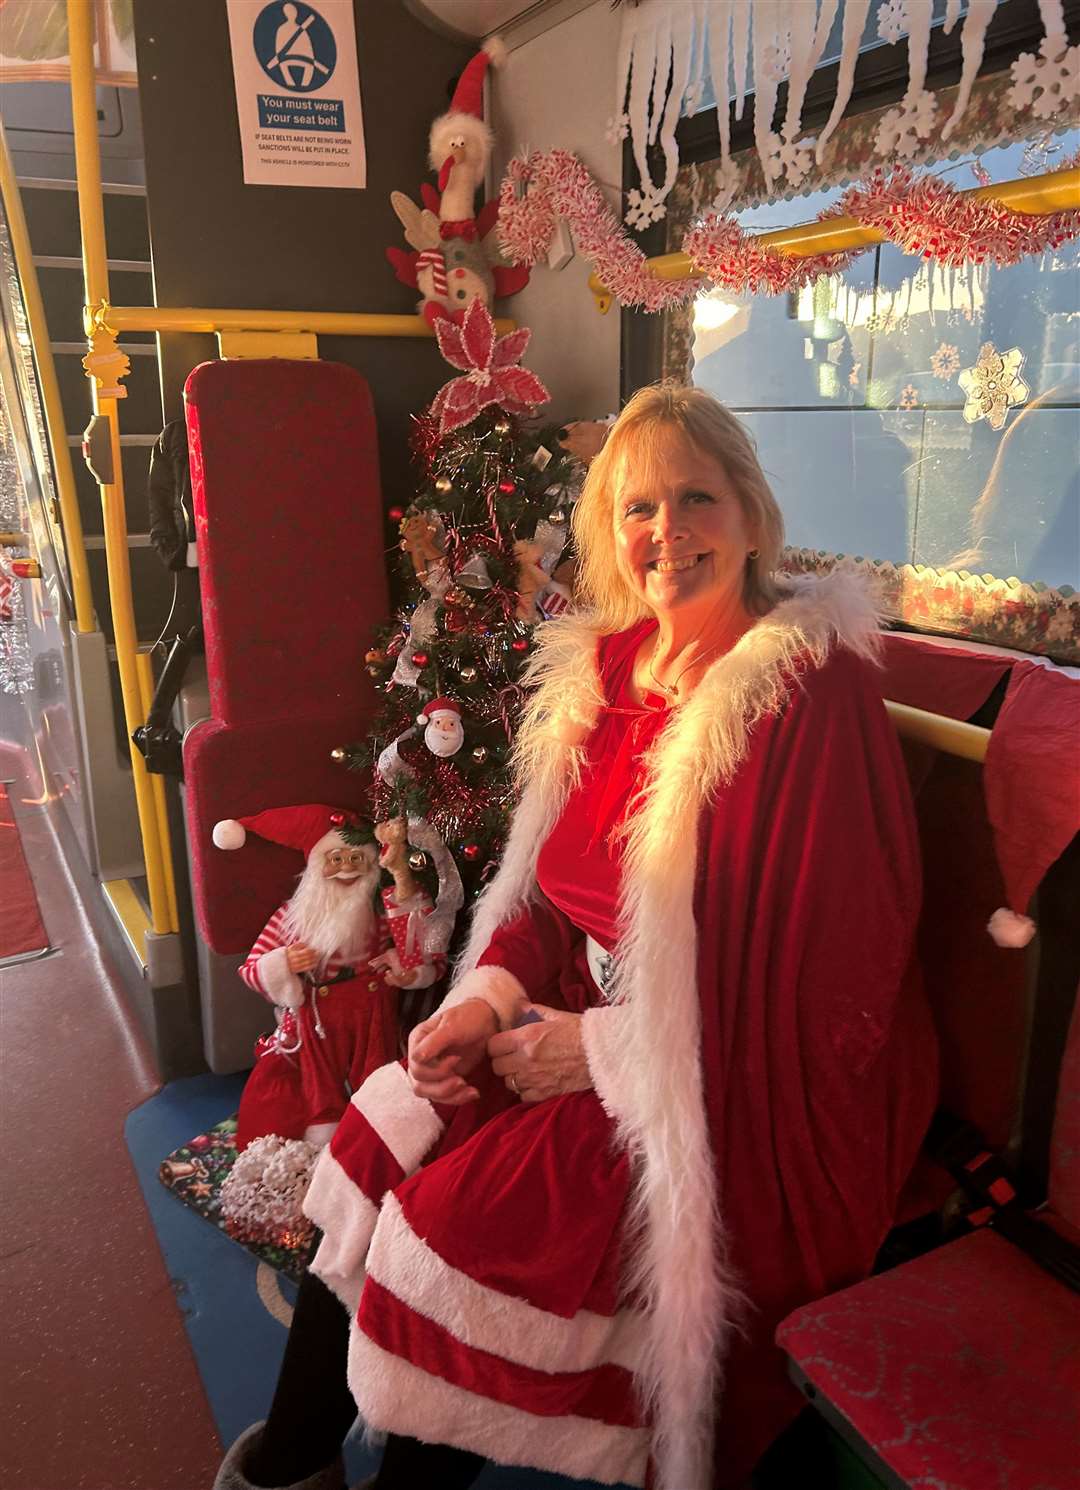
[777,988,1080,1489]
[182,357,387,986]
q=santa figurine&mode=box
[418,696,465,757]
[213,804,403,1152]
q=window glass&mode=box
[689,134,1080,591]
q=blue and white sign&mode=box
[226,0,365,189]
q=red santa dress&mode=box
[235,889,439,1151]
[302,575,939,1490]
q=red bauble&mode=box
[498,480,516,494]
[511,638,529,652]
[388,506,404,522]
[188,1134,211,1153]
[462,843,481,861]
[411,651,429,667]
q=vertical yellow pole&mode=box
[0,122,96,632]
[68,0,174,937]
[136,652,180,933]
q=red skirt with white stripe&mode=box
[304,1060,650,1487]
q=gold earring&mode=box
[747,548,760,560]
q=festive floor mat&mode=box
[0,784,50,961]
[158,1114,310,1283]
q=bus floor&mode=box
[2,773,221,1489]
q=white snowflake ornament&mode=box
[931,342,961,381]
[875,88,938,159]
[899,384,919,410]
[761,29,792,85]
[877,0,909,46]
[959,344,1030,431]
[708,158,744,215]
[1008,37,1080,120]
[605,113,630,146]
[625,185,666,232]
[778,131,816,189]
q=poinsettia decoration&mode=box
[430,300,550,436]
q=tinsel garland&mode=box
[498,149,1080,310]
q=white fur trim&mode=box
[303,1121,338,1147]
[581,1005,635,1125]
[256,945,304,1008]
[987,907,1037,948]
[212,818,245,850]
[483,36,507,66]
[348,1331,648,1488]
[368,1192,648,1375]
[446,572,882,1490]
[304,1148,377,1314]
[353,1061,446,1176]
[441,965,528,1032]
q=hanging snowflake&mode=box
[761,29,792,84]
[708,158,744,216]
[958,343,1030,431]
[931,342,961,380]
[778,132,816,190]
[877,0,909,46]
[604,113,630,146]
[625,184,666,232]
[875,89,938,159]
[1008,36,1080,121]
[899,384,920,410]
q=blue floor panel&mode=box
[125,1073,625,1490]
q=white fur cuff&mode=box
[441,965,528,1032]
[257,945,304,1007]
[581,1004,634,1125]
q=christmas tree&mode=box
[337,303,579,967]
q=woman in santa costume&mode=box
[216,386,937,1490]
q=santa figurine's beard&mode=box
[281,862,379,966]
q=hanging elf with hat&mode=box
[386,36,531,327]
[212,804,461,1152]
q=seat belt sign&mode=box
[226,0,366,190]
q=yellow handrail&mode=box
[589,166,1080,304]
[884,700,989,763]
[69,0,176,937]
[0,121,95,633]
[102,305,516,337]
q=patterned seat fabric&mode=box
[776,1228,1080,1490]
[183,358,388,954]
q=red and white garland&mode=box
[497,149,1080,310]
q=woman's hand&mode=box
[407,998,498,1104]
[487,1005,592,1103]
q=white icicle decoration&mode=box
[942,0,999,140]
[732,0,751,119]
[815,0,871,163]
[709,0,734,173]
[780,0,822,149]
[751,0,784,183]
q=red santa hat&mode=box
[428,37,506,185]
[416,697,462,727]
[211,804,362,859]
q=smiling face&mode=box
[612,429,755,625]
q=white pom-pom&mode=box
[212,819,246,851]
[987,907,1036,948]
[483,36,507,67]
[416,711,430,728]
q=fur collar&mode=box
[457,572,882,1490]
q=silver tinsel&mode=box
[0,412,32,696]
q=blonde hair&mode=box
[572,383,784,632]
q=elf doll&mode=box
[213,805,447,1152]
